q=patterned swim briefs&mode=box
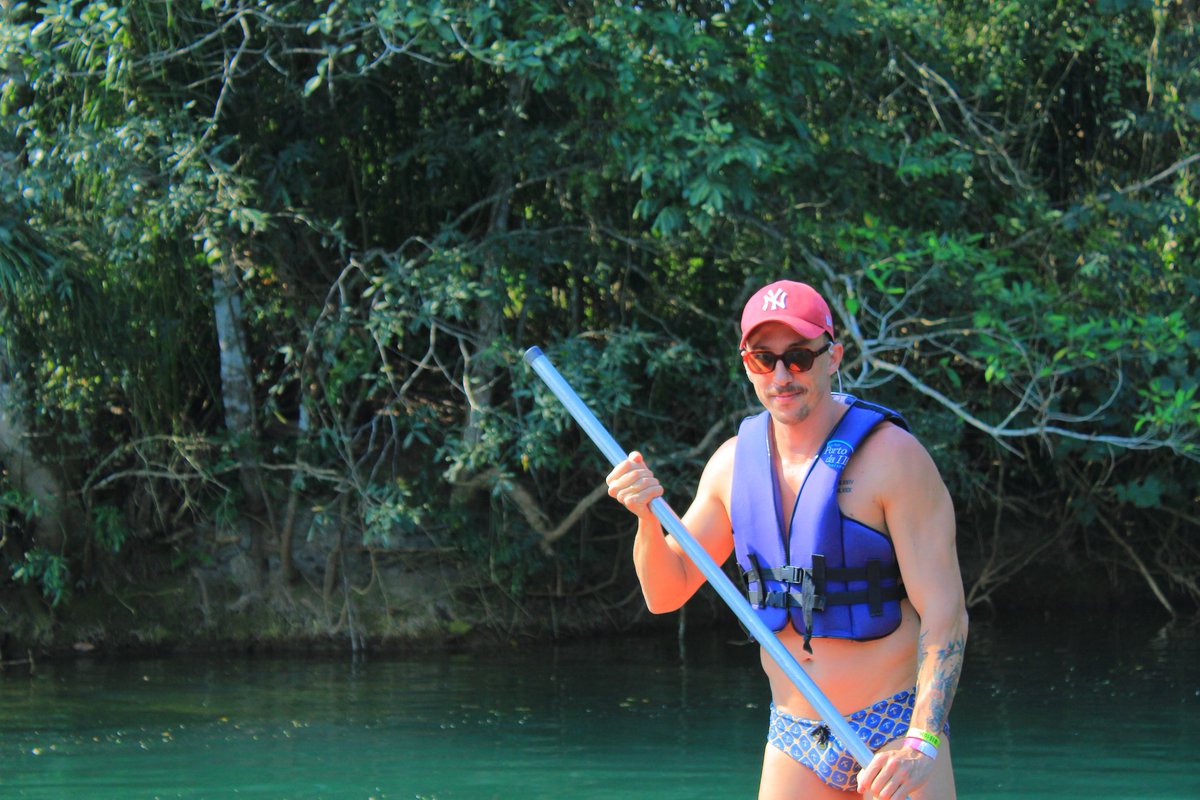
[767,687,949,792]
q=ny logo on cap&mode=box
[762,288,787,311]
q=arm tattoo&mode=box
[917,630,967,731]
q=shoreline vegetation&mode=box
[0,543,1183,662]
[1,2,1196,659]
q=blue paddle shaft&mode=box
[524,346,875,769]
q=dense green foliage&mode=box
[0,0,1196,645]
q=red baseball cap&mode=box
[739,280,835,349]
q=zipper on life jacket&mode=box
[767,415,824,635]
[769,412,843,567]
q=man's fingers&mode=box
[856,755,882,794]
[605,455,662,511]
[861,750,933,800]
[858,752,907,798]
[605,457,639,493]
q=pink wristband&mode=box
[905,737,938,760]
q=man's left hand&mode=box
[856,745,935,799]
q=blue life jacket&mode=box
[731,394,909,652]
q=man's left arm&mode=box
[858,427,968,797]
[889,435,968,736]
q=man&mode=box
[606,280,968,800]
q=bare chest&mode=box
[775,454,887,533]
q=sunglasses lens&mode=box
[743,352,776,374]
[783,349,815,372]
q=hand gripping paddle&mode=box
[524,345,876,770]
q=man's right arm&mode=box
[606,439,736,613]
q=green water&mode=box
[1,611,1196,799]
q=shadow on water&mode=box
[0,609,1196,799]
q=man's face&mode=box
[742,322,842,426]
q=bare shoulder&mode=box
[843,421,950,513]
[697,435,738,506]
[859,422,941,478]
[708,435,738,469]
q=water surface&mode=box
[1,610,1196,799]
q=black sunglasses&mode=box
[740,342,833,375]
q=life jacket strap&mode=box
[747,561,903,589]
[742,557,907,652]
[746,584,907,611]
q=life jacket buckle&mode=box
[777,565,805,584]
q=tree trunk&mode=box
[0,382,77,553]
[211,256,268,584]
[0,382,72,629]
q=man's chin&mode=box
[767,403,811,426]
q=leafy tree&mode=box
[0,0,1194,647]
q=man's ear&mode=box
[828,341,845,375]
